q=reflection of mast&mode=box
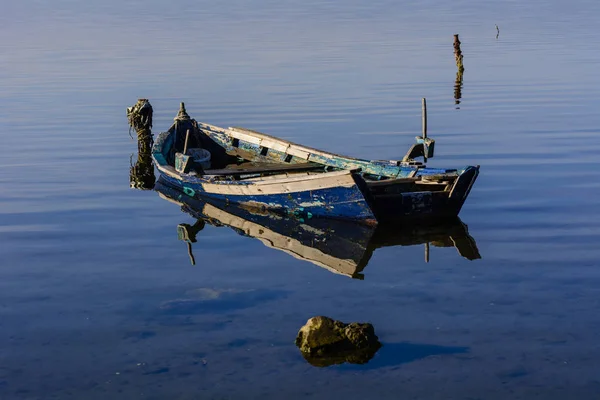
[127,99,156,190]
[177,220,206,265]
[453,34,464,108]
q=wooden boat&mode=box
[155,182,481,279]
[152,103,479,224]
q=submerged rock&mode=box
[295,316,381,367]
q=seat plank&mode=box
[204,162,325,176]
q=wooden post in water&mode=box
[127,99,156,190]
[425,242,430,263]
[453,34,464,72]
[453,34,465,108]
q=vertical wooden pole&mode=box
[453,35,464,108]
[453,34,464,72]
[183,129,190,155]
[422,98,428,162]
[425,242,430,263]
[421,98,427,139]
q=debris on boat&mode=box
[295,316,381,367]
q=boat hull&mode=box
[157,173,376,224]
[152,107,478,224]
[367,166,479,221]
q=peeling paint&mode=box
[239,201,281,216]
[183,187,195,197]
[298,201,326,207]
[299,224,326,236]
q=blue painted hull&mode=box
[157,174,376,223]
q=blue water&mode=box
[3,0,600,398]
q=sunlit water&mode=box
[2,0,600,398]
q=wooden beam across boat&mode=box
[204,161,326,177]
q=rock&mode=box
[295,316,381,367]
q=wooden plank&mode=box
[286,146,310,160]
[199,171,358,196]
[367,177,419,187]
[204,162,324,176]
[229,126,342,160]
[229,129,262,145]
[260,138,290,153]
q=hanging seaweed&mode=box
[127,99,156,190]
[127,98,154,142]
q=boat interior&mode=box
[167,119,460,194]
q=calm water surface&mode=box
[2,1,600,399]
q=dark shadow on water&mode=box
[339,341,469,370]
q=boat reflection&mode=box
[156,181,480,279]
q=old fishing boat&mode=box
[155,181,481,279]
[152,102,479,224]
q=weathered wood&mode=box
[127,99,155,190]
[183,129,190,155]
[226,126,409,177]
[204,162,324,176]
[453,34,464,72]
[367,177,419,187]
[453,35,465,107]
[422,98,427,139]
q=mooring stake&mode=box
[453,35,465,108]
[422,98,428,162]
